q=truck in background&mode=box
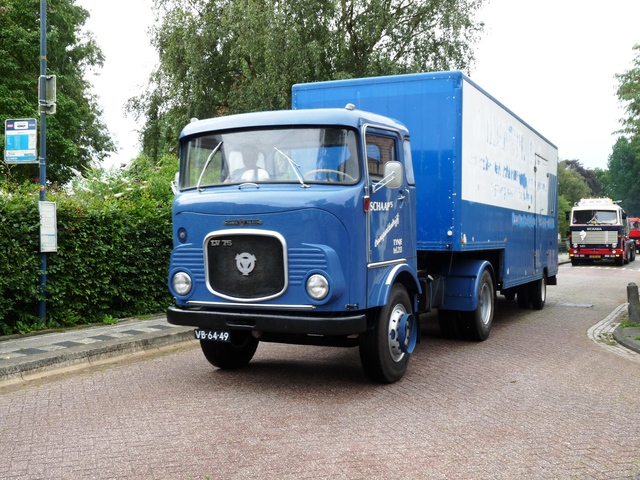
[568,198,636,266]
[629,217,640,253]
[167,71,558,383]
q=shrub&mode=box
[0,154,178,334]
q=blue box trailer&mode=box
[166,71,558,383]
[292,71,558,289]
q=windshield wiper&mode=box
[274,147,309,188]
[197,141,223,191]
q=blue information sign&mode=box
[4,118,38,164]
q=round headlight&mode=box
[177,227,188,243]
[172,271,192,295]
[306,274,329,300]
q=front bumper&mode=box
[167,305,367,336]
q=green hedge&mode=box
[0,155,177,335]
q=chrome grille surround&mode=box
[204,229,288,302]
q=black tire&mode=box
[530,277,546,310]
[438,309,461,339]
[503,289,516,301]
[616,254,624,266]
[359,284,412,383]
[571,258,579,266]
[200,331,259,369]
[459,269,494,341]
[517,284,531,309]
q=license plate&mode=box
[589,255,601,259]
[194,329,231,342]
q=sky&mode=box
[80,0,640,171]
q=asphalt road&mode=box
[1,261,639,479]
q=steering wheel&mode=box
[303,169,356,182]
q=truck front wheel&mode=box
[359,284,413,383]
[200,331,259,370]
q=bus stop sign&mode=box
[4,118,38,164]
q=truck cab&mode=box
[167,107,420,383]
[568,198,636,266]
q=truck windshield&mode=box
[180,127,360,189]
[572,210,619,225]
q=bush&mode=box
[0,154,178,335]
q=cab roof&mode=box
[179,106,409,140]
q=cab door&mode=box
[365,128,413,268]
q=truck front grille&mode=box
[575,229,618,246]
[205,231,286,301]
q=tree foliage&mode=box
[557,161,592,236]
[563,159,601,195]
[558,161,591,206]
[610,44,640,215]
[130,0,486,162]
[607,136,640,215]
[0,153,177,334]
[0,0,115,185]
[615,44,640,137]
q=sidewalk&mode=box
[0,316,194,385]
[559,252,640,356]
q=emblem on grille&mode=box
[235,253,257,275]
[579,230,587,242]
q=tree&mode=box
[610,44,640,214]
[607,136,640,215]
[593,167,611,198]
[557,160,592,238]
[558,161,592,205]
[130,0,486,162]
[615,44,640,137]
[0,0,115,185]
[563,159,602,195]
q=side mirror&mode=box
[383,161,403,189]
[564,211,570,221]
[171,172,179,195]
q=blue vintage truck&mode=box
[167,71,559,383]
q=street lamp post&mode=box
[38,0,47,324]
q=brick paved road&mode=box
[1,262,639,479]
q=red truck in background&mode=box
[568,198,636,266]
[629,217,640,253]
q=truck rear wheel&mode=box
[200,331,259,370]
[517,284,531,308]
[530,277,546,310]
[359,284,413,383]
[460,269,494,341]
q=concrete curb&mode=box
[0,326,194,385]
[613,325,640,355]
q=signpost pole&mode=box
[37,0,47,325]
